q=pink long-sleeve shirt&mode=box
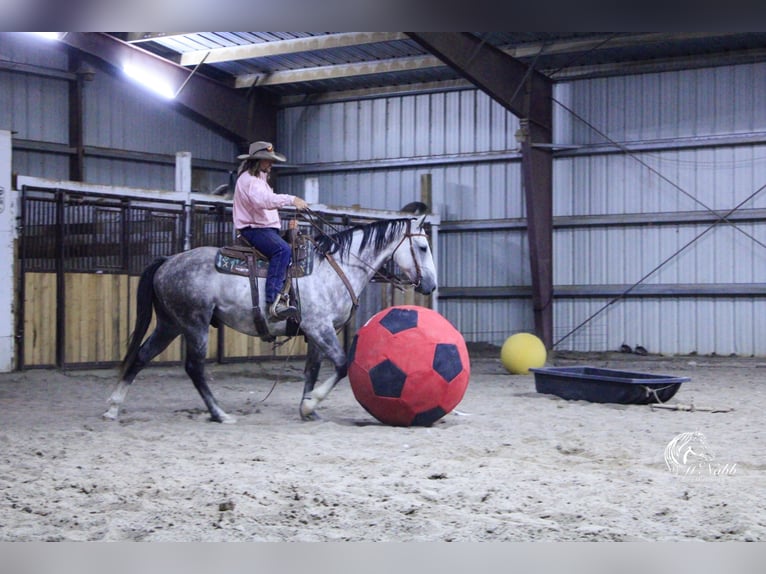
[232,170,296,230]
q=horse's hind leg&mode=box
[300,329,348,420]
[184,333,235,424]
[103,323,179,420]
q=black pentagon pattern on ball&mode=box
[379,307,418,334]
[432,343,463,383]
[369,359,407,398]
[412,406,447,427]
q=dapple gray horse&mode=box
[103,215,436,423]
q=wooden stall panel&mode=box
[66,273,184,366]
[63,273,128,364]
[23,272,57,367]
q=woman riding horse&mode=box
[233,141,308,321]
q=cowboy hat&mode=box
[237,141,287,162]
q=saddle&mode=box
[214,232,313,341]
[216,233,313,279]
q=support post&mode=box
[176,151,193,251]
[405,33,554,347]
[68,54,85,181]
[0,131,15,371]
[520,119,554,348]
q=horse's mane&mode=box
[315,218,410,262]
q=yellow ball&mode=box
[500,332,547,374]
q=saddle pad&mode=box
[214,241,314,278]
[214,250,261,277]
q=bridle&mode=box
[296,211,431,309]
[387,218,430,290]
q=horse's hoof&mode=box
[102,407,119,421]
[300,397,318,419]
[300,410,321,421]
[212,413,237,424]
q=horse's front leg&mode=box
[300,330,347,421]
[300,342,323,420]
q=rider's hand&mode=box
[293,197,309,210]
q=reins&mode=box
[296,207,428,293]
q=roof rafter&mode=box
[180,32,408,66]
[235,53,441,88]
[228,31,752,91]
[59,32,276,144]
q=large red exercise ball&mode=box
[348,305,470,427]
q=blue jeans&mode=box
[240,227,292,304]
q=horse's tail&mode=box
[120,257,167,378]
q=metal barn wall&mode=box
[277,91,529,338]
[0,33,236,193]
[553,63,766,356]
[82,63,236,192]
[0,34,71,180]
[278,62,766,356]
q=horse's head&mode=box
[393,215,437,295]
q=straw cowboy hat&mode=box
[237,141,287,162]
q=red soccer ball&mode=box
[348,305,470,426]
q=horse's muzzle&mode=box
[415,276,436,295]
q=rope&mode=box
[550,96,766,348]
[643,383,678,404]
[552,97,766,250]
[254,336,301,404]
[553,182,766,348]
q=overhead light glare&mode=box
[122,63,176,100]
[31,32,65,40]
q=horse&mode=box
[103,214,437,423]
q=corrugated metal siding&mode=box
[553,63,766,355]
[554,147,766,215]
[279,91,524,218]
[1,33,237,191]
[11,151,69,181]
[554,299,766,356]
[83,70,236,163]
[441,300,534,345]
[278,90,530,342]
[557,64,766,145]
[0,35,70,147]
[281,91,519,165]
[0,33,69,69]
[1,35,74,179]
[82,68,236,190]
[279,63,766,355]
[0,73,69,145]
[84,158,176,190]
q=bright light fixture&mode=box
[122,63,176,100]
[32,32,64,40]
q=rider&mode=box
[232,141,309,321]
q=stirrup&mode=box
[269,298,298,321]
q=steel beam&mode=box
[59,33,275,147]
[406,32,554,347]
[182,32,409,66]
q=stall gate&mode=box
[18,185,428,369]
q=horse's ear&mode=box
[414,214,427,230]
